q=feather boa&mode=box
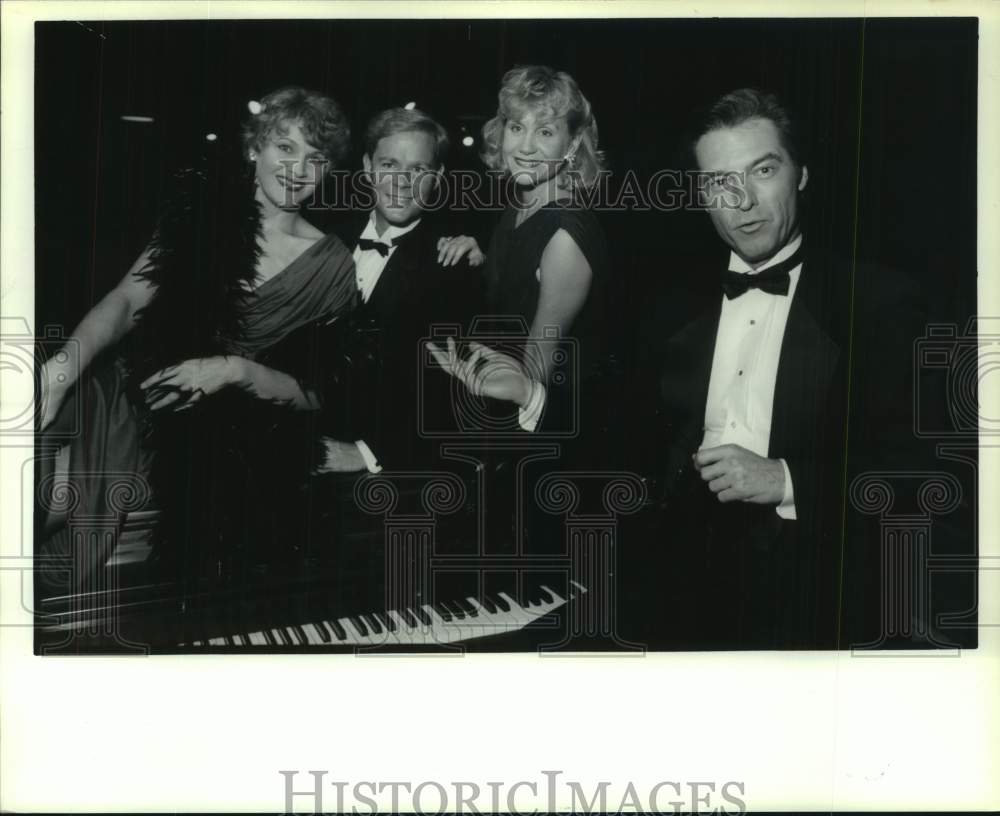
[123,164,324,571]
[127,164,261,392]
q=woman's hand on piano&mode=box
[140,355,244,411]
[427,337,534,408]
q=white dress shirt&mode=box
[518,380,547,432]
[701,234,803,519]
[352,212,421,303]
[350,213,421,473]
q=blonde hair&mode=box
[480,65,605,191]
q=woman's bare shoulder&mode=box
[294,217,326,241]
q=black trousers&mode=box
[629,465,838,650]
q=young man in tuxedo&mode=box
[313,107,482,475]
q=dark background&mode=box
[34,17,980,646]
[35,17,977,335]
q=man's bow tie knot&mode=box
[720,246,804,299]
[357,237,393,257]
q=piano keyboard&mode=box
[184,581,586,648]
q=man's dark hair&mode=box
[690,88,805,169]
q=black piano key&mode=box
[263,629,277,646]
[480,595,499,614]
[412,605,433,626]
[292,624,309,645]
[362,613,383,635]
[375,611,397,633]
[312,621,332,644]
[328,619,348,641]
[438,600,464,620]
[454,598,478,617]
[492,594,512,613]
[348,616,368,638]
[433,602,454,623]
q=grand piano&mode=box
[34,467,630,655]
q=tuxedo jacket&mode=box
[319,215,482,471]
[651,245,845,542]
[631,240,927,646]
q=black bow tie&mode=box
[357,237,394,257]
[720,245,804,299]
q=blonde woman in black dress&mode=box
[430,65,614,452]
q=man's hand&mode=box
[315,438,366,473]
[693,444,785,504]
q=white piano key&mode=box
[462,598,493,639]
[339,616,363,642]
[301,623,324,645]
[321,619,347,642]
[420,604,464,644]
[497,592,533,626]
[387,610,417,645]
[181,582,582,649]
[362,614,393,646]
[374,618,401,647]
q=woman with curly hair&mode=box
[37,86,358,593]
[430,65,614,447]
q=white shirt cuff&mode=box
[354,440,383,474]
[517,382,546,433]
[776,458,797,520]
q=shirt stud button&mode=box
[750,319,756,325]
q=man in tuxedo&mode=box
[659,89,836,648]
[314,107,481,475]
[636,88,928,649]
